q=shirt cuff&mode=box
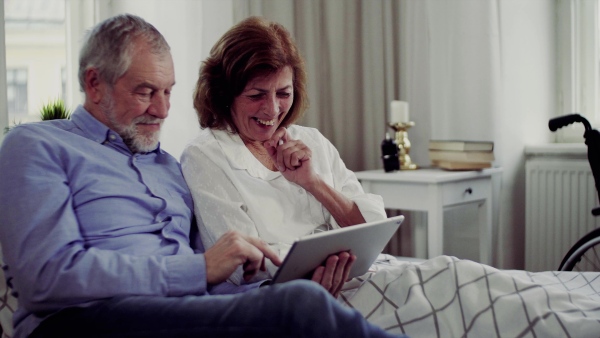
[165,253,207,296]
[353,193,387,223]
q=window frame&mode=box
[0,0,102,143]
[6,68,29,116]
[0,3,8,142]
[556,0,600,142]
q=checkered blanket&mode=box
[339,255,600,337]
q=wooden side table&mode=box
[355,167,503,264]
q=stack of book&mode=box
[428,140,494,170]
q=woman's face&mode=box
[231,66,294,143]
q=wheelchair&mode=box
[549,114,600,271]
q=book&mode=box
[428,150,495,163]
[428,140,494,152]
[432,160,492,171]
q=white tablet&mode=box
[271,215,404,284]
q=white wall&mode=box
[495,0,556,268]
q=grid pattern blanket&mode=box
[340,255,600,338]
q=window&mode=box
[6,68,27,116]
[61,66,66,103]
[556,0,600,142]
[4,0,66,124]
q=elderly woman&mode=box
[181,16,386,293]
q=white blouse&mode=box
[181,125,386,284]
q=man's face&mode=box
[99,42,175,153]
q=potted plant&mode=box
[39,98,71,121]
[4,98,70,134]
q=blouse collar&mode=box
[212,129,281,181]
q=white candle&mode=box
[390,101,409,123]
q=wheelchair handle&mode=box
[549,113,592,132]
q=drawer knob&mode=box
[465,188,473,194]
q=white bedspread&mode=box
[339,255,600,337]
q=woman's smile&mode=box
[254,116,277,126]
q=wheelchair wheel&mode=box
[558,228,600,271]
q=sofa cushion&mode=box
[0,244,16,338]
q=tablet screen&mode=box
[271,215,404,284]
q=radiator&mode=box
[525,150,600,271]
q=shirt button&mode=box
[109,134,116,141]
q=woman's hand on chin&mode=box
[264,127,319,190]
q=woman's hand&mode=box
[264,127,366,227]
[311,252,356,298]
[264,127,319,189]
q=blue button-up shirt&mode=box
[0,106,256,338]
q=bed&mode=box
[340,255,600,337]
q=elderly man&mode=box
[0,14,400,338]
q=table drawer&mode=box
[442,178,489,206]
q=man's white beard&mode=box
[100,94,163,153]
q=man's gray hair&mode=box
[78,14,170,91]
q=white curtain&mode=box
[401,0,500,152]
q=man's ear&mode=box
[83,68,105,104]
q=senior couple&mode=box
[0,14,401,338]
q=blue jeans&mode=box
[29,280,405,338]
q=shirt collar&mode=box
[70,105,163,155]
[211,128,280,180]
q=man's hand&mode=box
[204,231,282,284]
[311,252,356,298]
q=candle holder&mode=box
[389,121,418,170]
